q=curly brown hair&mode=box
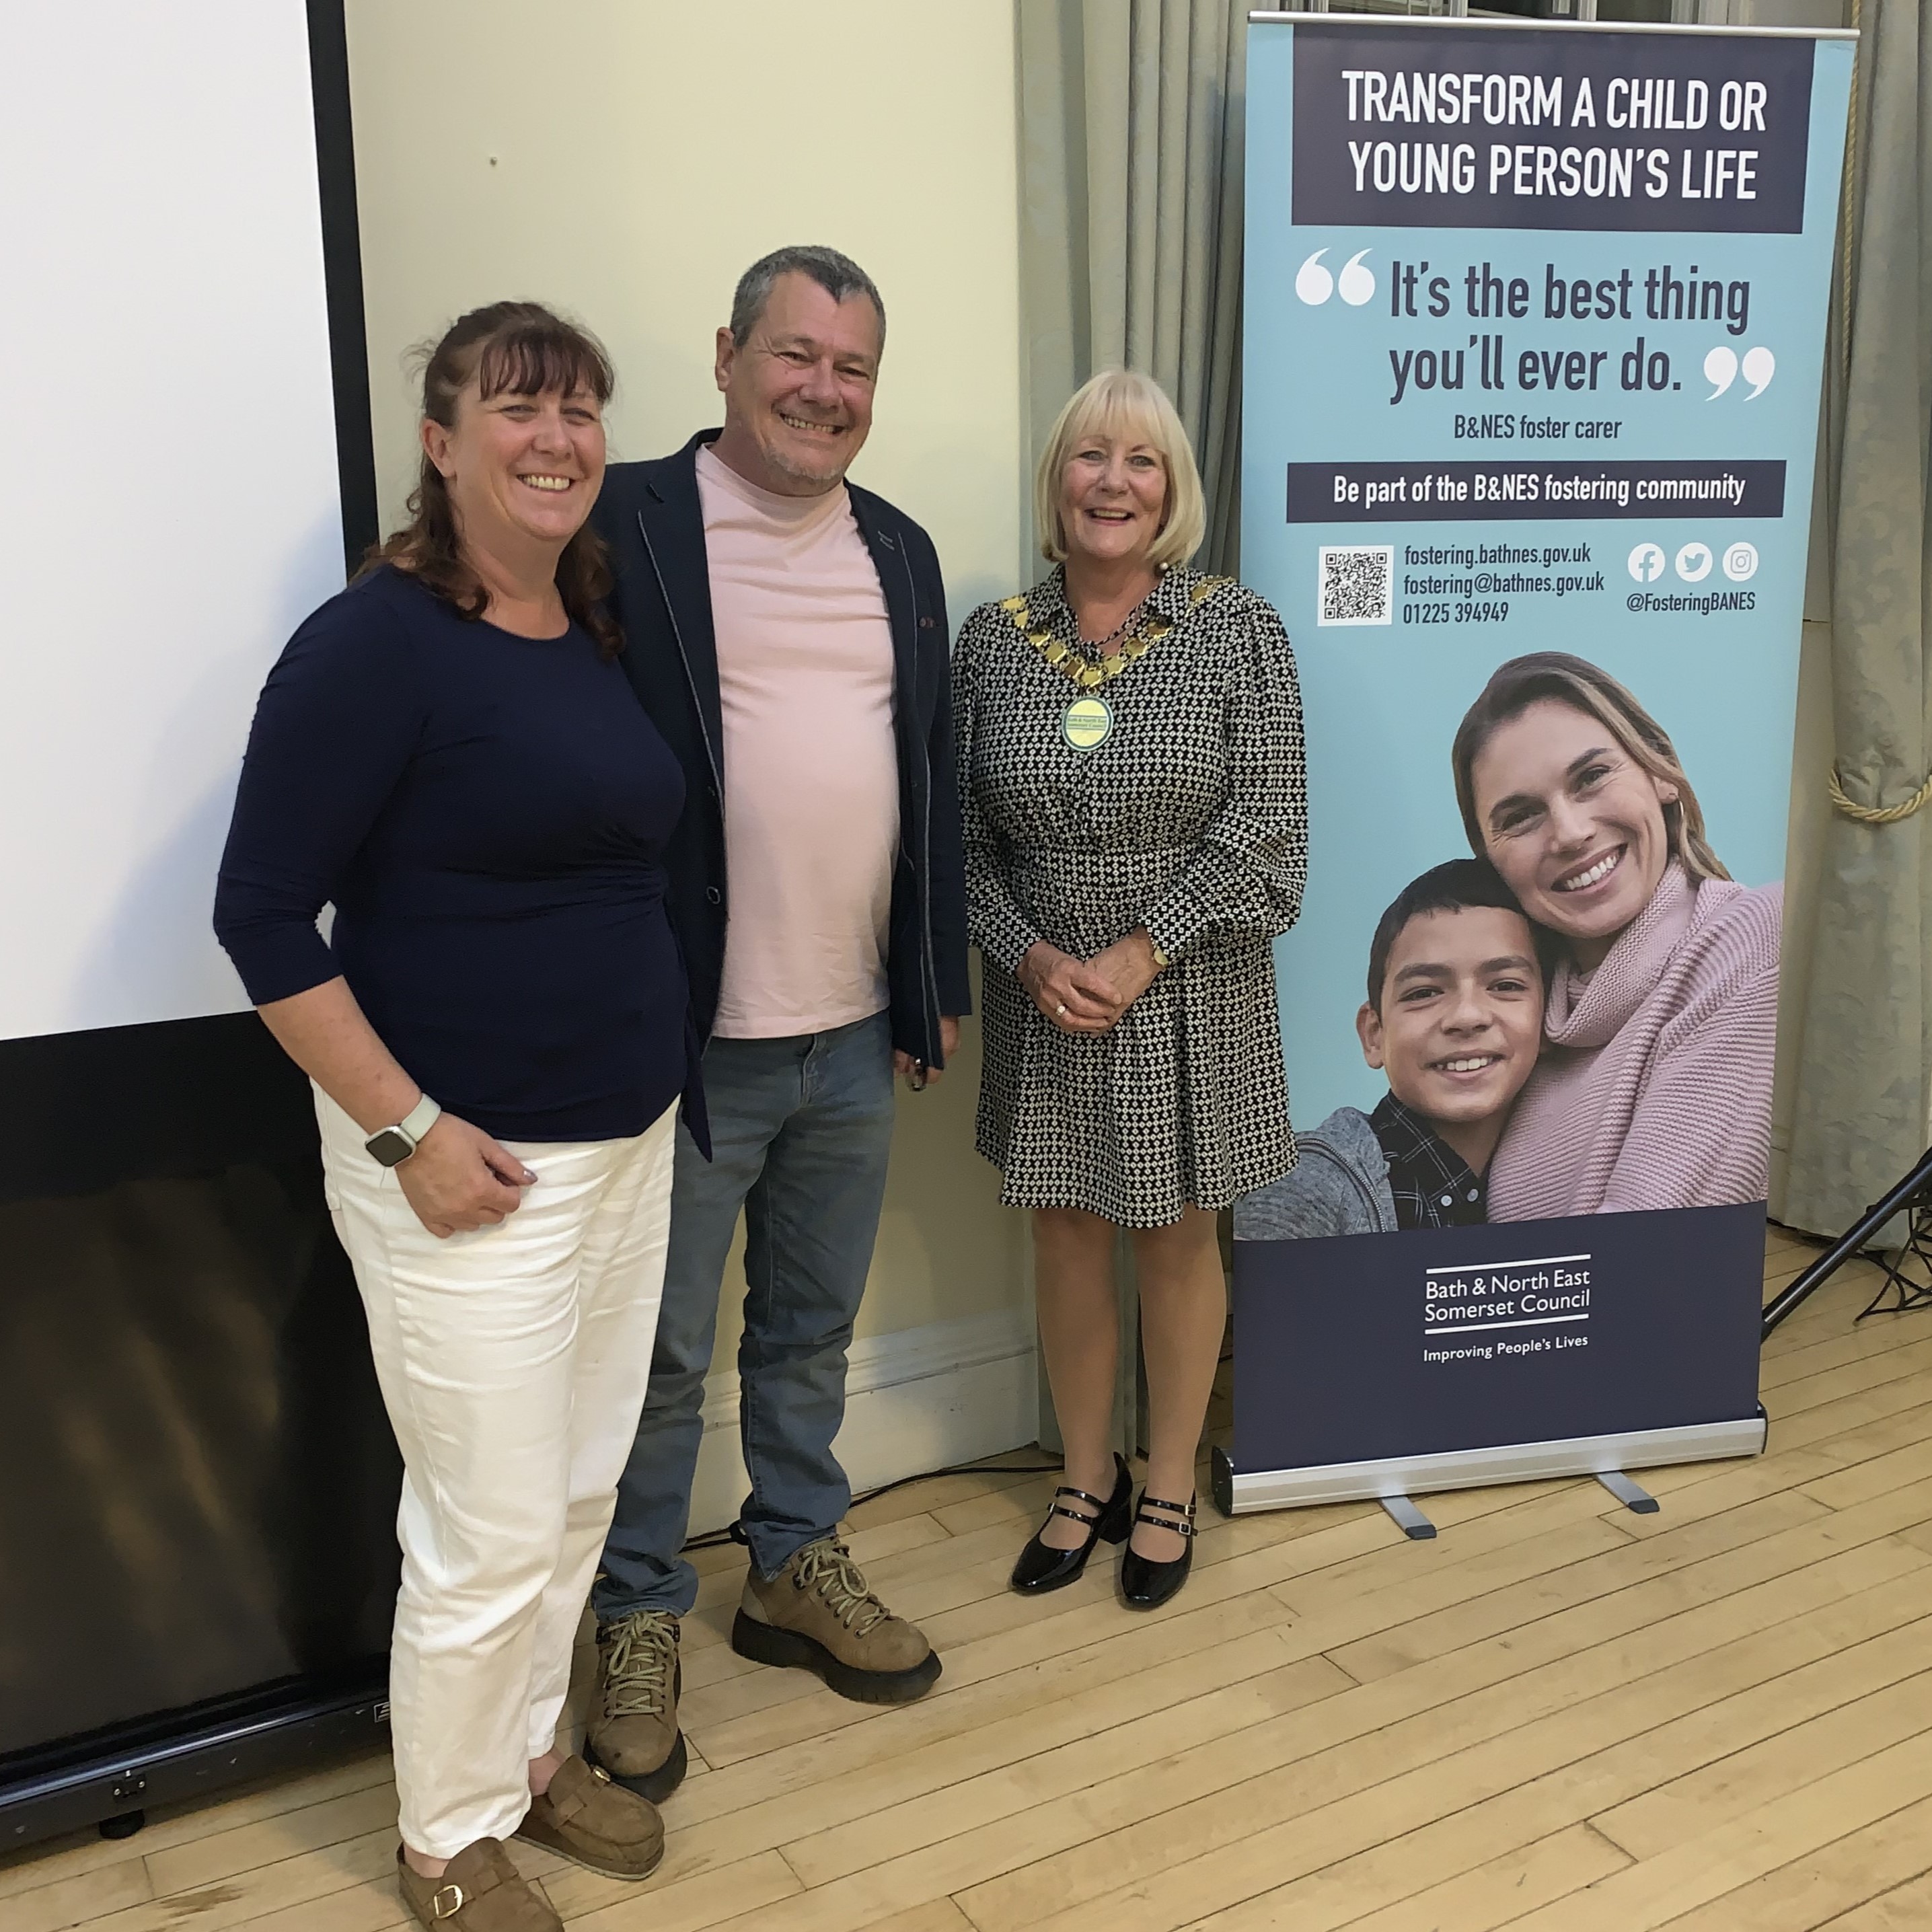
[362,301,622,658]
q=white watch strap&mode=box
[398,1092,442,1143]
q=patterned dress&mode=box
[953,564,1308,1226]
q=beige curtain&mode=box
[1779,0,1932,1236]
[1018,0,1248,575]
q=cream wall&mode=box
[342,2,1030,1368]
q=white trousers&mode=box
[315,1089,677,1857]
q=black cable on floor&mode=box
[681,1452,1064,1553]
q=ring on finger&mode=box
[1055,1002,1068,1017]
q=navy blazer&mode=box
[593,431,972,1069]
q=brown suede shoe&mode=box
[396,1839,559,1932]
[730,1536,941,1703]
[513,1754,664,1880]
[584,1609,686,1802]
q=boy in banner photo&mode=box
[1240,651,1780,1240]
[1237,859,1543,1238]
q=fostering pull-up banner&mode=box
[1229,15,1855,1514]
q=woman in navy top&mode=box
[215,303,688,1927]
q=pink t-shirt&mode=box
[696,444,898,1038]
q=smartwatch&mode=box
[365,1093,442,1168]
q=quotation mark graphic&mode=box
[1296,248,1376,307]
[1703,346,1777,399]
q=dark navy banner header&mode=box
[1291,25,1814,233]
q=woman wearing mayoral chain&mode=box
[951,368,1308,1611]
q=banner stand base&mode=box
[1213,1413,1766,1518]
[1596,1470,1662,1514]
[1379,1495,1438,1540]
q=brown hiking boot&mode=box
[513,1754,663,1880]
[584,1609,686,1801]
[730,1536,941,1703]
[396,1838,558,1932]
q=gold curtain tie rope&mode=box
[1827,764,1932,825]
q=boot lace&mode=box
[792,1540,892,1637]
[599,1610,678,1719]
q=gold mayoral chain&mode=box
[1000,574,1231,695]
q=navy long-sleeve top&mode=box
[215,566,690,1143]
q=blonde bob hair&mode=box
[1034,368,1206,570]
[1451,652,1730,887]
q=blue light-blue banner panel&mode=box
[1236,19,1853,1480]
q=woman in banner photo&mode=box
[953,367,1307,1611]
[1450,651,1783,1221]
[215,303,693,1932]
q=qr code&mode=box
[1318,545,1394,627]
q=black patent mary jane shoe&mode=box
[1119,1491,1197,1611]
[1010,1454,1132,1594]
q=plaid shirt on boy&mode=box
[1370,1094,1487,1231]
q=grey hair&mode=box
[729,245,886,350]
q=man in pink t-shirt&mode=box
[583,250,970,1807]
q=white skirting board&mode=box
[1220,1414,1767,1514]
[688,1306,1039,1536]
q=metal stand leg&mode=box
[1596,1470,1660,1514]
[1380,1493,1437,1540]
[1762,1146,1932,1337]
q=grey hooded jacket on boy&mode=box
[1234,1105,1398,1239]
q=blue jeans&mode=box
[591,1012,897,1620]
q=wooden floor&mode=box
[8,1228,1932,1932]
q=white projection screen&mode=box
[0,1,346,1043]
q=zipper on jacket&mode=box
[1304,1136,1385,1229]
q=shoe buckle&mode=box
[430,1883,465,1920]
[591,1765,611,1783]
